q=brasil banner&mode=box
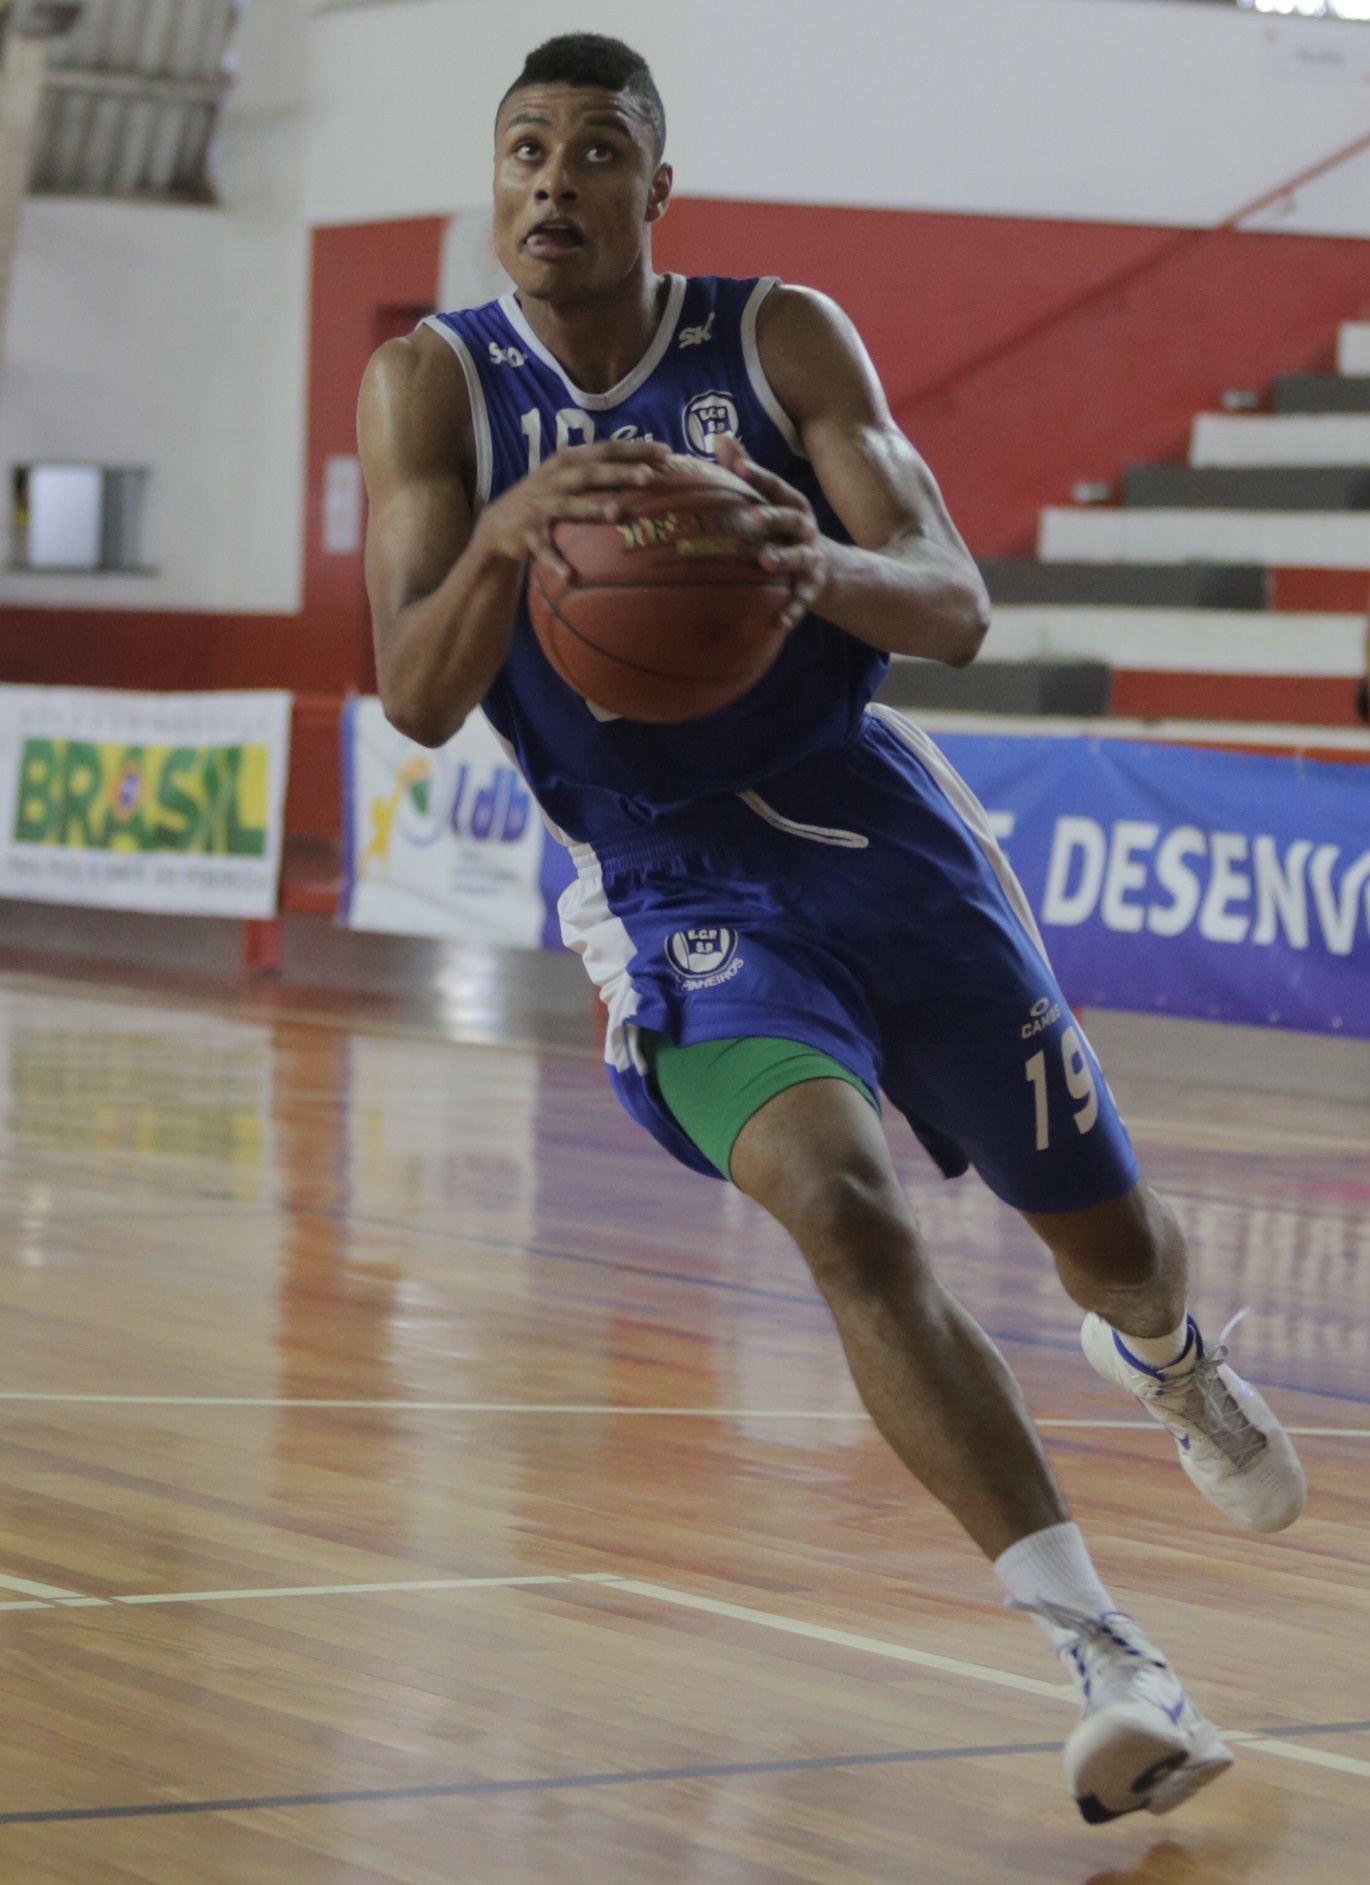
[0,687,292,918]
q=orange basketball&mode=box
[526,459,795,723]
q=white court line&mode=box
[1224,1731,1370,1780]
[598,1577,1072,1700]
[0,1562,1362,1784]
[0,1396,879,1413]
[1038,1421,1370,1437]
[606,1580,1370,1782]
[0,1397,1363,1439]
[0,1572,617,1613]
[0,1571,89,1601]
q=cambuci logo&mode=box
[1022,994,1062,1040]
[666,926,743,988]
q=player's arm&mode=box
[359,328,670,748]
[718,286,990,666]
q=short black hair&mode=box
[499,33,667,162]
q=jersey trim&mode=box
[497,275,687,412]
[868,705,1051,964]
[421,315,493,509]
[741,277,807,459]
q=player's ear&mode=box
[645,162,673,225]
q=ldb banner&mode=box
[0,686,291,919]
[935,729,1370,1040]
[340,698,574,948]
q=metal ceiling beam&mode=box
[44,67,222,107]
[9,2,84,37]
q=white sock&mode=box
[1113,1314,1195,1374]
[994,1521,1118,1647]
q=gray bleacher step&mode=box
[979,560,1266,609]
[876,658,1111,717]
[1273,374,1370,415]
[1124,464,1370,510]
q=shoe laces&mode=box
[1148,1311,1268,1471]
[1009,1601,1170,1708]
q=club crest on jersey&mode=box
[666,926,743,988]
[678,312,716,349]
[488,342,527,368]
[683,389,740,458]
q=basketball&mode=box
[527,458,796,722]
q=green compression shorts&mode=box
[638,1032,879,1181]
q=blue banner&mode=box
[933,730,1370,1040]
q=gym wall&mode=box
[0,0,1367,700]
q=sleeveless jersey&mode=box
[425,275,888,849]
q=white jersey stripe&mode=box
[560,843,645,1074]
[420,315,493,510]
[741,277,807,458]
[868,704,1053,967]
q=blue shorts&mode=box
[559,707,1138,1215]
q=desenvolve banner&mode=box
[935,728,1370,1041]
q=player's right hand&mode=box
[474,439,671,578]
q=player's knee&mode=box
[790,1161,926,1304]
[1037,1181,1182,1290]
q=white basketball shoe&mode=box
[1024,1602,1235,1824]
[1081,1312,1305,1532]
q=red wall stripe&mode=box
[655,200,1370,555]
[1112,669,1362,727]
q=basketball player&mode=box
[358,34,1305,1824]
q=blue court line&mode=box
[0,1738,1066,1826]
[2,1719,1367,1828]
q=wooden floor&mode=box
[0,969,1366,1883]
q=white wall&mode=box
[0,199,232,610]
[305,0,1370,236]
[3,0,1369,620]
[0,0,310,614]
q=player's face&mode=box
[493,86,671,304]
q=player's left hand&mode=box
[715,437,827,630]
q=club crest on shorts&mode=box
[666,926,743,988]
[683,390,740,458]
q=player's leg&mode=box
[729,1072,1066,1559]
[1022,1182,1305,1534]
[719,1067,1233,1823]
[1023,1180,1187,1339]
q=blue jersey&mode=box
[425,275,887,848]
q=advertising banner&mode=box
[340,697,574,949]
[934,728,1370,1040]
[0,687,291,919]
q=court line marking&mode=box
[602,1582,1370,1782]
[0,1571,619,1614]
[1224,1730,1370,1779]
[0,1396,1363,1438]
[0,1724,1367,1827]
[0,1563,1365,1786]
[0,1738,1072,1826]
[0,1571,89,1602]
[597,1577,1072,1699]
